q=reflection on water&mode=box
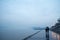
[51,32,60,40]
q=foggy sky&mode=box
[0,0,60,29]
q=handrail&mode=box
[23,31,41,40]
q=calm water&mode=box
[0,28,38,40]
[0,29,60,40]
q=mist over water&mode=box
[1,25,38,40]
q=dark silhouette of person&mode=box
[45,27,49,40]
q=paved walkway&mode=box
[23,30,59,40]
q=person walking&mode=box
[45,27,49,40]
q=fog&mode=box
[0,0,60,40]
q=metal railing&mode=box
[23,31,41,40]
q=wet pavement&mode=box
[23,30,60,40]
